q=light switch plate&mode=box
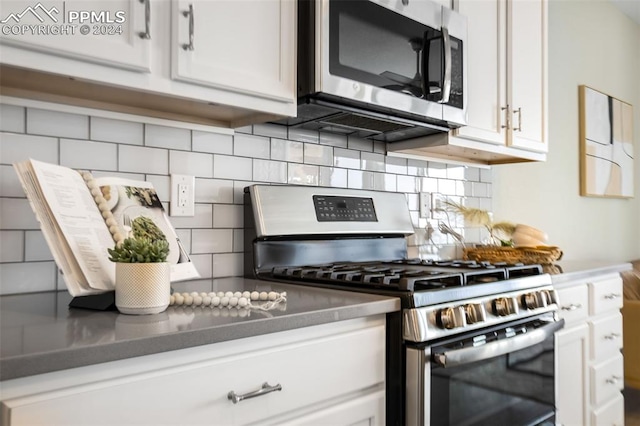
[419,192,430,218]
[170,174,195,216]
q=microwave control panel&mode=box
[312,195,377,222]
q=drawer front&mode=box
[589,276,623,316]
[590,354,623,407]
[590,313,623,362]
[4,324,386,425]
[590,392,624,426]
[556,284,589,324]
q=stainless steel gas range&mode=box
[244,184,563,426]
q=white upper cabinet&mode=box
[171,0,295,103]
[0,0,152,72]
[454,0,548,156]
[0,0,296,127]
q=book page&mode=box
[92,177,200,282]
[17,160,115,294]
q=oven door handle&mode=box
[433,319,564,368]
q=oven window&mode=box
[430,334,555,426]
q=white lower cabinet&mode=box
[554,273,624,426]
[0,316,386,425]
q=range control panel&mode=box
[313,195,378,222]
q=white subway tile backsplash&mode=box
[347,137,373,152]
[213,155,252,180]
[60,139,117,171]
[91,117,143,145]
[0,198,40,230]
[25,231,53,261]
[119,145,168,175]
[1,165,25,198]
[145,124,190,150]
[0,104,25,133]
[304,143,333,166]
[27,108,88,139]
[0,262,57,295]
[288,163,319,186]
[0,100,492,295]
[0,231,24,262]
[271,139,303,163]
[319,167,347,188]
[195,178,234,203]
[253,159,287,183]
[169,203,213,229]
[0,133,58,165]
[189,254,213,279]
[233,229,244,252]
[234,134,270,159]
[170,150,213,177]
[192,229,233,254]
[385,156,407,175]
[361,152,385,172]
[334,148,360,169]
[212,253,243,277]
[192,131,233,155]
[213,204,243,228]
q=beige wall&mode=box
[492,0,640,262]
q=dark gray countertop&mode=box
[0,278,400,381]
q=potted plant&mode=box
[108,217,171,315]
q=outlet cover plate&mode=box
[170,174,195,217]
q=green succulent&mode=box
[108,236,169,263]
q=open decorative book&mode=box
[14,159,199,298]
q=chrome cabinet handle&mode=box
[513,107,522,131]
[604,293,622,299]
[181,4,194,51]
[138,0,151,39]
[501,105,510,129]
[604,332,621,340]
[561,303,582,311]
[606,375,622,384]
[227,382,282,404]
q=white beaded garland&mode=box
[168,290,287,311]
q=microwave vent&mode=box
[319,113,412,134]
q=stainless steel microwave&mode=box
[274,0,468,142]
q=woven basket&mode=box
[463,245,563,265]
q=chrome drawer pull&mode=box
[181,4,195,51]
[606,375,622,384]
[228,382,282,404]
[561,303,582,311]
[604,332,621,340]
[138,0,151,39]
[604,293,621,299]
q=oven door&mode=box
[406,314,564,426]
[316,0,467,126]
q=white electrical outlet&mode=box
[430,193,445,219]
[419,192,430,218]
[170,174,195,217]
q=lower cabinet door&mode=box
[2,323,385,425]
[555,324,589,426]
[591,392,624,426]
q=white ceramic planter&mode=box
[115,262,170,315]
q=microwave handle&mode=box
[433,319,564,368]
[440,27,452,104]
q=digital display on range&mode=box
[312,195,377,222]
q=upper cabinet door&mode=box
[171,0,296,103]
[454,0,507,146]
[508,0,548,152]
[0,0,152,71]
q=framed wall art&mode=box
[579,85,634,198]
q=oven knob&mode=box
[522,292,547,310]
[543,289,558,305]
[492,297,518,316]
[464,303,486,324]
[437,306,465,329]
